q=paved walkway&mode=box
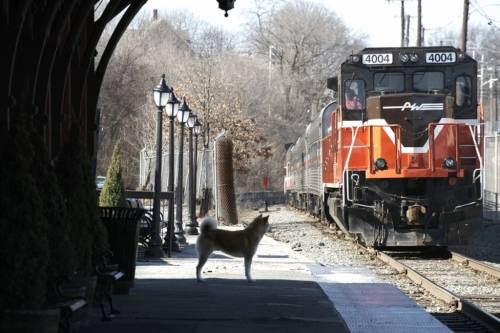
[81,228,450,333]
[81,231,348,333]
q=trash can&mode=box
[99,207,145,294]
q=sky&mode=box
[140,0,500,47]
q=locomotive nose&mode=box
[367,93,446,148]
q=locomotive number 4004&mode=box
[362,53,393,65]
[425,52,456,63]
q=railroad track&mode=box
[307,217,500,332]
[373,248,500,333]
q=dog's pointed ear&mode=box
[257,214,263,219]
[263,215,269,222]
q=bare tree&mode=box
[246,0,364,126]
[97,3,365,191]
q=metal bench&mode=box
[51,284,88,333]
[95,250,125,321]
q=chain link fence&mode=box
[484,133,500,220]
[139,147,213,202]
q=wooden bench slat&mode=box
[68,300,87,312]
[52,299,87,313]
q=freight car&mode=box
[285,46,483,247]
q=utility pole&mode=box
[401,0,405,47]
[495,66,498,129]
[387,0,405,47]
[417,0,422,46]
[461,0,469,52]
[480,54,485,108]
[489,69,499,128]
[421,27,425,46]
[405,15,411,47]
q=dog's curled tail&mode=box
[200,216,217,234]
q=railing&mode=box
[367,124,402,174]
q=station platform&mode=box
[81,230,451,333]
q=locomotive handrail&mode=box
[428,124,436,172]
[342,126,361,207]
[342,126,376,209]
[428,122,476,173]
[428,122,484,205]
[367,124,402,174]
[467,124,483,202]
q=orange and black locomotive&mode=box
[285,46,482,247]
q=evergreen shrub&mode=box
[0,119,49,310]
[99,143,126,207]
[56,128,94,276]
[31,135,76,301]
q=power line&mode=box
[470,0,500,28]
[471,0,499,22]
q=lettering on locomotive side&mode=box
[383,102,444,111]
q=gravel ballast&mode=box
[239,206,457,313]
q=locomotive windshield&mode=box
[413,71,444,92]
[374,72,404,93]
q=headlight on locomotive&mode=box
[350,55,360,63]
[443,157,456,169]
[399,53,409,63]
[410,53,419,63]
[374,158,387,170]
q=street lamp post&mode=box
[163,88,181,256]
[174,97,191,244]
[193,119,202,217]
[150,74,171,258]
[186,114,199,235]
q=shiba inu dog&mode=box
[196,215,270,283]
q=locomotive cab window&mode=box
[322,104,336,137]
[374,72,404,93]
[456,75,472,107]
[413,71,444,92]
[344,79,365,110]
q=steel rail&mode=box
[305,215,499,332]
[375,250,460,306]
[371,248,500,333]
[450,251,500,280]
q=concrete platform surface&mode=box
[80,232,348,333]
[81,230,450,333]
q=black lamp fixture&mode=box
[194,118,202,136]
[166,88,180,118]
[217,0,236,17]
[177,97,191,124]
[153,74,171,109]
